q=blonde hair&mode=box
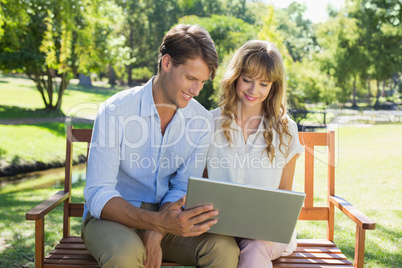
[219,40,291,162]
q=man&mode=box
[82,24,239,268]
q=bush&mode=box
[131,67,153,82]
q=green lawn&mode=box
[0,122,92,172]
[0,74,123,119]
[293,125,402,267]
[0,74,122,169]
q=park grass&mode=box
[0,180,86,268]
[0,74,112,170]
[0,74,123,119]
[293,124,402,267]
[0,124,401,267]
[0,122,92,171]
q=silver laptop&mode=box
[185,177,305,244]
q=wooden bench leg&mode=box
[35,218,44,268]
[354,225,366,268]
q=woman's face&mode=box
[236,73,273,111]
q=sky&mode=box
[264,0,345,23]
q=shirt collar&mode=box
[256,117,266,134]
[177,100,195,118]
[140,76,195,119]
[140,77,158,117]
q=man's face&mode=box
[160,56,210,109]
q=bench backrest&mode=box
[63,126,336,241]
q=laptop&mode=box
[185,177,306,244]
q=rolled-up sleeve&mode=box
[285,119,304,164]
[84,103,122,219]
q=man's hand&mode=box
[157,196,218,237]
[142,230,164,268]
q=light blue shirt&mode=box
[83,78,213,220]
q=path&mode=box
[0,116,95,125]
[1,110,401,126]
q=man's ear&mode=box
[161,54,172,72]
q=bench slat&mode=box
[294,247,342,254]
[299,207,329,220]
[296,239,336,247]
[60,237,84,244]
[47,254,96,260]
[50,249,92,256]
[45,258,98,265]
[298,132,329,146]
[274,258,353,265]
[273,264,353,268]
[283,252,348,260]
[44,265,99,268]
[55,244,87,250]
[69,203,84,217]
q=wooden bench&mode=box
[26,126,376,268]
[290,109,328,132]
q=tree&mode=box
[314,0,401,107]
[0,0,122,111]
[276,2,318,63]
[348,0,402,107]
[315,8,369,107]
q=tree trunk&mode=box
[352,78,358,108]
[78,74,92,87]
[55,72,69,111]
[46,67,54,106]
[127,27,134,87]
[381,80,386,97]
[108,65,116,88]
[367,76,371,106]
[374,80,381,108]
[28,72,51,109]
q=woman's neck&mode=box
[235,104,264,142]
[236,104,264,126]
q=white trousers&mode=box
[236,238,288,268]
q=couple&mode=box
[82,24,303,268]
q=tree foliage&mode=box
[315,0,401,107]
[0,0,400,110]
[0,0,126,110]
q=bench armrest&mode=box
[26,191,70,221]
[329,195,376,230]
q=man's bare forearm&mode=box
[100,195,218,237]
[100,197,164,232]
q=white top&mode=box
[206,108,304,254]
[207,108,304,187]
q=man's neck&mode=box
[152,75,177,135]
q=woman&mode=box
[206,40,304,267]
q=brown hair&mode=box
[158,24,219,79]
[220,40,291,162]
